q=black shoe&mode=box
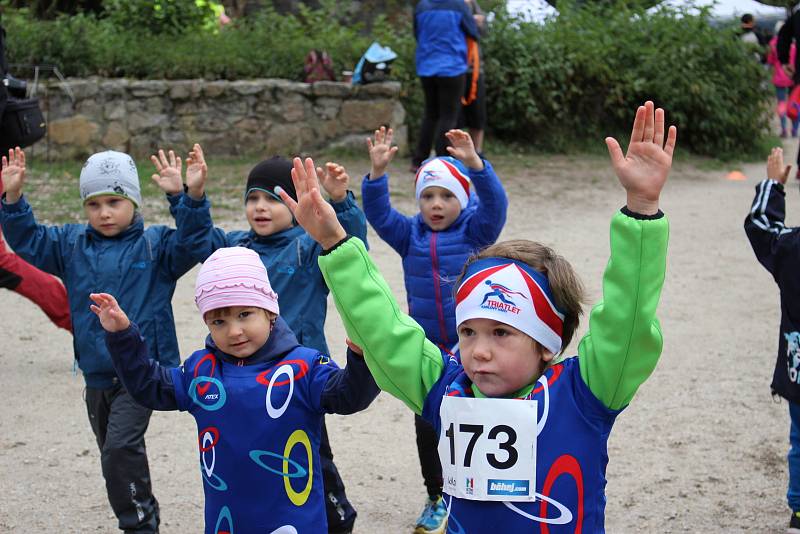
[788,510,800,533]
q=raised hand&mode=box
[89,293,131,332]
[367,126,399,179]
[445,129,483,170]
[767,146,792,185]
[185,143,208,200]
[150,149,183,196]
[605,101,677,215]
[316,162,349,202]
[277,157,347,250]
[1,147,27,203]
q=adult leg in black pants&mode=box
[319,418,357,533]
[413,75,467,168]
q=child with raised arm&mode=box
[744,147,800,532]
[205,156,369,533]
[0,145,213,533]
[280,100,673,532]
[91,246,379,533]
[363,126,507,532]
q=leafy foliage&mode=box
[482,2,771,157]
[1,0,771,157]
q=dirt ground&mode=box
[0,140,796,533]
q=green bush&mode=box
[2,1,770,157]
[482,2,771,157]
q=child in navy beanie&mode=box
[361,126,508,533]
[203,154,372,534]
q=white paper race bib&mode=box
[438,395,537,502]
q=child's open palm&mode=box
[316,162,349,202]
[279,157,347,250]
[1,147,27,202]
[767,146,792,184]
[185,143,208,200]
[150,149,183,195]
[90,293,131,332]
[605,101,676,214]
[367,126,398,179]
[445,129,482,170]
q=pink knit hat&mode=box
[195,247,279,316]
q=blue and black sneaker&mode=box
[414,495,448,534]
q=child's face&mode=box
[419,186,462,231]
[204,306,274,358]
[245,190,294,236]
[84,195,136,237]
[457,318,553,397]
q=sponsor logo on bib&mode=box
[487,479,530,497]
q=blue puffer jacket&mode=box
[362,160,507,349]
[415,0,480,77]
[0,193,213,388]
[207,192,367,355]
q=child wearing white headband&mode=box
[280,100,674,533]
[362,126,508,531]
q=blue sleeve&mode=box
[361,174,412,256]
[465,160,508,246]
[460,0,480,40]
[0,194,69,278]
[161,192,216,278]
[333,191,369,248]
[104,322,179,411]
[744,179,800,278]
[319,348,381,415]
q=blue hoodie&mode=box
[361,160,507,349]
[105,317,380,533]
[0,192,213,387]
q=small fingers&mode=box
[276,186,299,214]
[168,150,177,168]
[629,105,646,148]
[150,155,163,172]
[642,101,655,143]
[663,126,678,157]
[158,149,169,168]
[654,107,665,147]
[605,137,625,168]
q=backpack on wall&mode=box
[352,42,397,85]
[304,49,336,83]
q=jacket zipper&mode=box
[430,232,449,345]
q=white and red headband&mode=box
[455,258,565,354]
[414,157,471,209]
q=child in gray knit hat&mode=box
[0,144,214,533]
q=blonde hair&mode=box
[455,240,586,353]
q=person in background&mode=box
[768,21,798,138]
[411,0,480,173]
[460,0,488,156]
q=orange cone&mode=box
[726,170,747,181]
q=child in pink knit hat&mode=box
[88,246,379,534]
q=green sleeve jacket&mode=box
[318,209,669,412]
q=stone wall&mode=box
[34,78,406,160]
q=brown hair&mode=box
[455,240,586,353]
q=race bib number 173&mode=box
[438,396,537,502]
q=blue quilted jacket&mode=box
[361,160,507,348]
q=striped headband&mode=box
[455,257,565,354]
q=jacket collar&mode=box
[86,213,144,241]
[205,316,301,366]
[245,225,304,248]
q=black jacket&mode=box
[745,179,800,403]
[778,8,800,83]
